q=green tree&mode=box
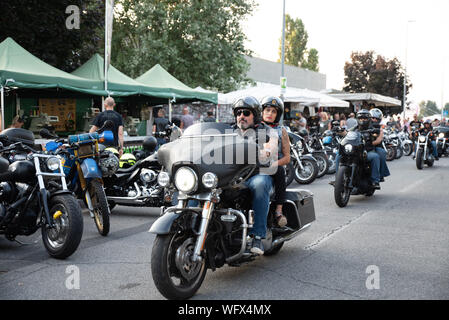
[277,14,319,71]
[343,51,412,105]
[0,0,104,72]
[418,100,440,118]
[111,0,256,92]
[444,102,449,112]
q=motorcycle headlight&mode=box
[439,133,444,138]
[46,157,60,171]
[174,167,198,193]
[344,144,353,153]
[419,136,426,142]
[202,172,218,189]
[157,171,170,187]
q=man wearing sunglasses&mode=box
[231,96,277,255]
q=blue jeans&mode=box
[375,147,390,178]
[335,151,380,183]
[431,141,438,157]
[244,174,273,239]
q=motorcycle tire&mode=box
[293,158,318,184]
[334,166,351,208]
[284,162,295,187]
[395,146,403,159]
[151,233,207,300]
[314,153,330,178]
[41,194,83,259]
[403,143,412,156]
[88,179,110,236]
[386,147,396,161]
[416,149,424,170]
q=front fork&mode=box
[192,200,214,262]
[291,148,304,170]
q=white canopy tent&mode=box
[327,92,402,108]
[219,82,349,108]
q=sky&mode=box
[242,0,449,109]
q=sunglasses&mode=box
[236,110,252,117]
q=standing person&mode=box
[202,110,216,123]
[90,97,124,157]
[153,108,170,148]
[318,112,331,134]
[180,107,194,130]
[346,112,357,130]
[297,112,307,129]
[10,115,24,128]
[260,96,290,228]
[340,113,347,127]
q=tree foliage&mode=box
[343,51,412,104]
[0,0,104,72]
[111,0,256,92]
[278,14,319,71]
[419,100,440,118]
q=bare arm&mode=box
[118,125,124,156]
[89,125,99,133]
[373,130,383,146]
[274,128,291,167]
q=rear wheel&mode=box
[334,166,351,207]
[386,147,396,161]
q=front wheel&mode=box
[151,233,207,300]
[334,166,351,208]
[314,153,329,178]
[293,158,318,184]
[416,149,424,170]
[41,195,83,259]
[403,143,412,156]
[88,179,110,236]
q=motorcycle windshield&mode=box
[341,131,362,146]
[158,123,260,188]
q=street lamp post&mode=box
[280,0,286,125]
[402,20,415,121]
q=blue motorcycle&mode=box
[41,122,117,236]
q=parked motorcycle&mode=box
[287,130,318,184]
[415,131,435,170]
[149,122,316,299]
[334,128,381,207]
[398,130,413,156]
[306,128,330,178]
[0,128,83,259]
[42,121,115,236]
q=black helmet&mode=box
[298,128,309,137]
[369,108,383,121]
[232,96,261,123]
[260,96,284,124]
[143,136,157,152]
[356,109,371,129]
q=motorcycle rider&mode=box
[409,114,422,157]
[232,96,278,255]
[260,96,290,228]
[332,110,381,189]
[369,108,391,182]
[419,119,439,160]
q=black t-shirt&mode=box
[409,120,422,129]
[92,110,123,147]
[154,117,170,132]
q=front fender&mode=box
[300,154,317,162]
[149,210,180,235]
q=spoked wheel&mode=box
[386,147,396,161]
[151,233,207,300]
[395,145,403,159]
[41,195,83,259]
[403,143,412,156]
[334,166,352,208]
[293,159,318,184]
[88,179,110,236]
[314,153,329,178]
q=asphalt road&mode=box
[1,155,448,300]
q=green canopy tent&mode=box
[135,64,218,121]
[0,37,108,129]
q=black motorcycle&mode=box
[334,128,380,207]
[435,126,449,157]
[287,130,319,184]
[307,127,330,178]
[415,131,435,170]
[149,123,316,299]
[0,128,83,259]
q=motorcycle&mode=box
[149,122,316,299]
[287,130,318,184]
[382,130,397,162]
[415,131,435,170]
[322,128,344,175]
[306,127,330,178]
[435,126,449,157]
[399,130,413,156]
[41,121,115,236]
[103,137,170,209]
[0,128,83,259]
[334,128,381,207]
